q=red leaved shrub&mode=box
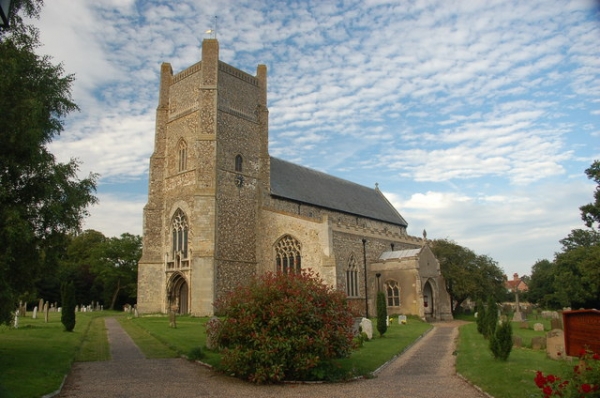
[212,269,354,383]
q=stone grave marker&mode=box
[360,318,373,339]
[32,306,37,319]
[512,335,522,348]
[546,329,565,360]
[13,311,18,328]
[520,322,529,329]
[550,318,562,330]
[398,315,407,324]
[531,336,546,350]
[38,299,44,314]
[533,323,544,332]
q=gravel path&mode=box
[57,318,489,398]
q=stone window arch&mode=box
[235,154,243,172]
[386,280,400,307]
[178,139,187,172]
[171,209,188,259]
[275,235,301,274]
[346,255,359,297]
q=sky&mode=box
[31,0,599,278]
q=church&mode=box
[137,39,452,321]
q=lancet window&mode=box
[346,255,359,297]
[171,209,188,259]
[386,280,400,307]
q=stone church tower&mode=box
[138,39,453,321]
[137,39,268,315]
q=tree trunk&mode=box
[109,278,121,310]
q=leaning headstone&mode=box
[546,329,565,360]
[531,336,546,350]
[533,323,544,332]
[359,318,373,339]
[32,306,38,319]
[512,335,522,348]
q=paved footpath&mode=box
[57,318,488,398]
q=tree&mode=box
[482,295,498,339]
[91,233,141,310]
[580,160,600,229]
[431,239,505,315]
[0,1,98,324]
[60,280,76,332]
[527,259,560,309]
[475,299,485,335]
[376,291,387,337]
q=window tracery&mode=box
[275,235,302,274]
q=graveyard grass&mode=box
[0,311,109,398]
[0,311,579,398]
[456,319,565,398]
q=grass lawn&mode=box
[0,311,111,398]
[456,321,566,398]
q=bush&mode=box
[482,296,498,339]
[214,270,354,383]
[376,291,387,337]
[60,281,76,332]
[535,349,600,397]
[475,299,485,335]
[489,319,512,361]
[187,347,204,361]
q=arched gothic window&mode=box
[346,255,359,297]
[386,280,400,307]
[171,209,188,259]
[275,235,301,274]
[178,139,187,172]
[235,154,243,172]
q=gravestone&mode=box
[169,305,177,328]
[533,323,544,332]
[531,336,546,350]
[13,312,18,328]
[32,306,37,319]
[205,317,222,350]
[134,305,139,318]
[520,322,529,329]
[360,318,373,339]
[546,329,565,360]
[550,318,562,330]
[512,335,522,348]
[38,299,44,314]
[398,315,407,325]
[43,302,49,323]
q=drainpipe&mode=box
[362,238,368,318]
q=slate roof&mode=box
[270,157,408,227]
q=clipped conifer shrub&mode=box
[483,296,498,339]
[60,281,76,332]
[213,270,354,384]
[475,299,485,335]
[376,291,387,337]
[490,319,513,361]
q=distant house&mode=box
[505,273,528,292]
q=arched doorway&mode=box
[167,273,189,314]
[423,280,434,319]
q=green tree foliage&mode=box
[489,319,512,361]
[214,270,354,383]
[528,161,600,309]
[482,296,498,339]
[91,233,141,310]
[0,1,98,324]
[431,239,505,315]
[60,281,76,332]
[580,160,600,229]
[376,291,387,337]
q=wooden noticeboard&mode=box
[562,309,600,357]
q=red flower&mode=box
[547,374,556,383]
[543,386,553,395]
[593,353,600,361]
[535,371,547,388]
[581,384,592,393]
